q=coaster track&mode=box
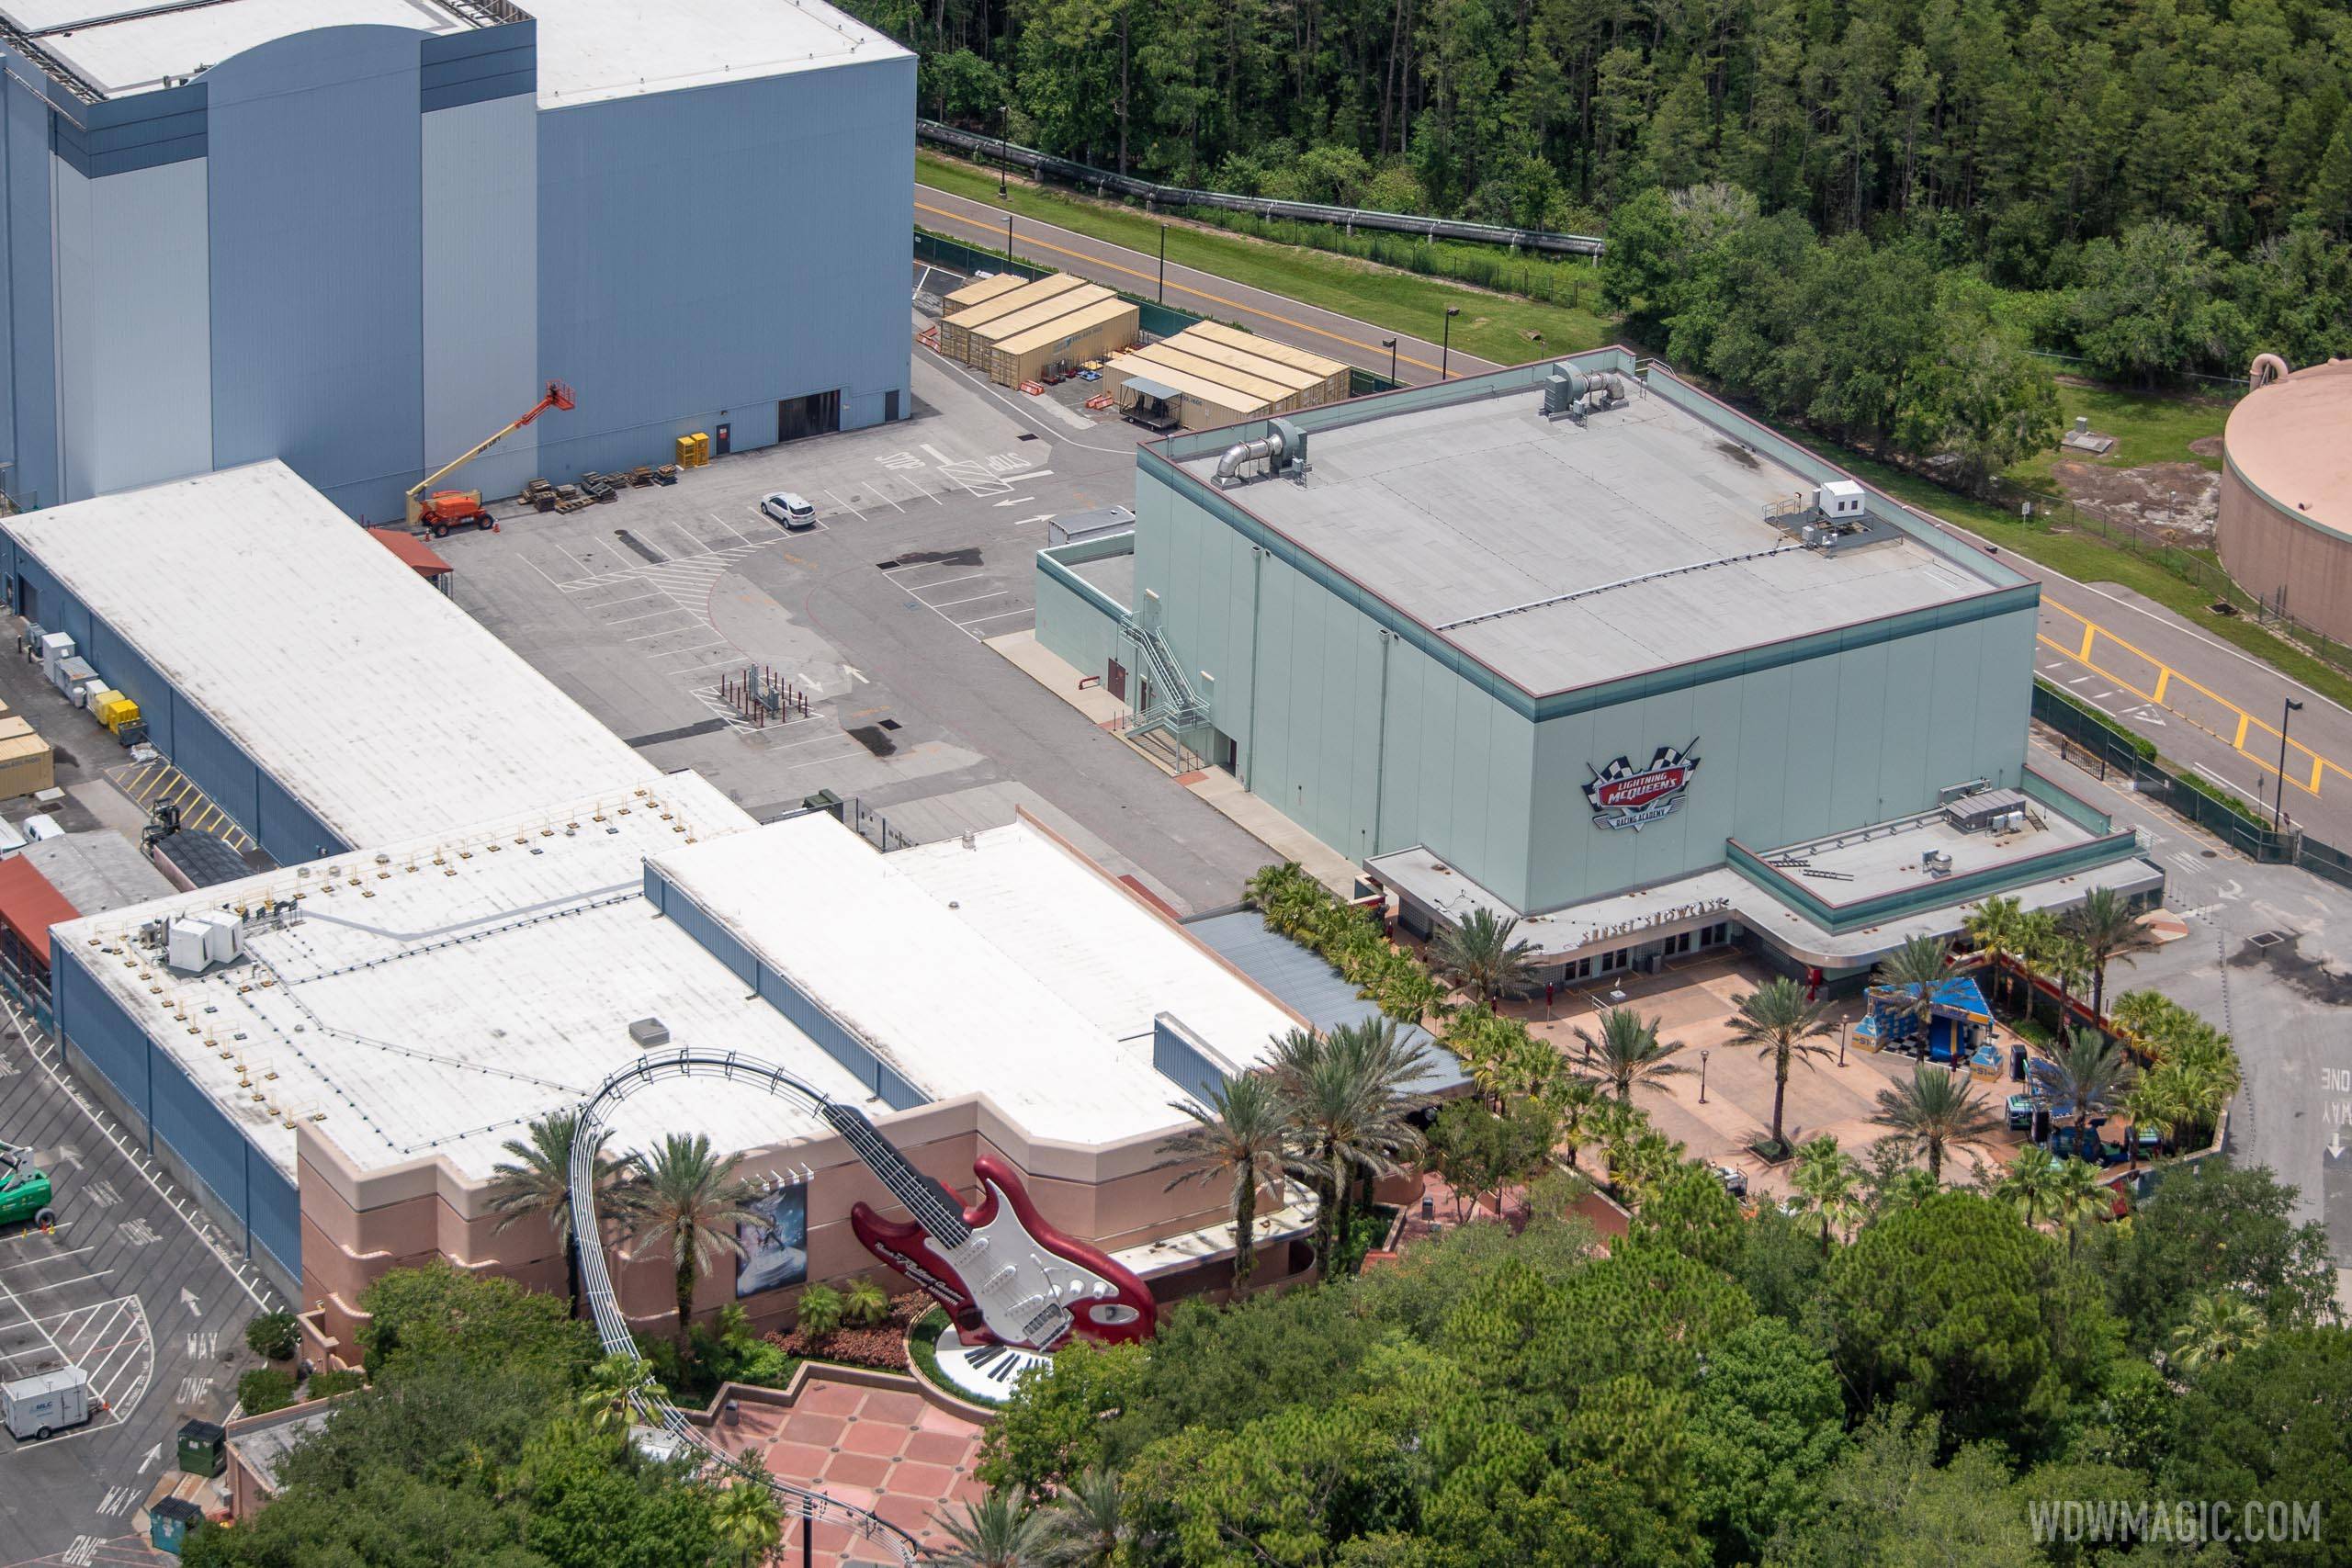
[569,1047,922,1565]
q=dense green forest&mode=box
[857,0,2352,393]
[974,1159,2347,1565]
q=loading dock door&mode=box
[778,389,842,443]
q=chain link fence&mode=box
[1996,475,2352,678]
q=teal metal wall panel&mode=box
[1034,557,1123,681]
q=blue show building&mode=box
[0,0,913,521]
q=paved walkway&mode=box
[725,1375,988,1565]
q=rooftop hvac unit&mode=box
[1944,787,2028,834]
[1920,849,1954,879]
[628,1017,670,1047]
[1816,480,1867,520]
[163,910,243,975]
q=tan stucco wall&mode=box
[296,1091,1255,1348]
[2219,457,2352,647]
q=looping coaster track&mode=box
[568,1047,921,1564]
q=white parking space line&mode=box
[822,490,867,521]
[10,1271,112,1296]
[902,570,985,592]
[960,608,1035,626]
[928,591,1011,609]
[605,607,695,627]
[587,591,665,611]
[0,1247,94,1274]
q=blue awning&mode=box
[1871,975,1993,1023]
[1122,376,1182,401]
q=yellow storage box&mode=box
[675,434,698,467]
[94,693,141,733]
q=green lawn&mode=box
[2004,381,2233,491]
[912,149,2344,703]
[915,151,1611,367]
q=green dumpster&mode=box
[152,1496,204,1555]
[176,1417,225,1477]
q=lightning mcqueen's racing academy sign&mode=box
[1585,740,1701,831]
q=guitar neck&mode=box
[820,1102,971,1247]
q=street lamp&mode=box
[1381,338,1397,383]
[2274,697,2305,829]
[1699,1049,1710,1104]
[998,105,1010,197]
[1441,307,1460,380]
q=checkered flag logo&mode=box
[1586,739,1701,829]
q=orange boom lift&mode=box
[405,380,575,536]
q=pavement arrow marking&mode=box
[178,1287,201,1317]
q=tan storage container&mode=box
[0,734,55,798]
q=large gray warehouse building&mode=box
[0,0,912,520]
[1036,354,2163,978]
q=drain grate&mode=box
[2249,930,2293,950]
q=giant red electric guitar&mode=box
[820,1101,1157,1350]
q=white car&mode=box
[760,491,817,529]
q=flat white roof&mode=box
[650,815,1304,1144]
[5,461,660,852]
[50,773,879,1183]
[1178,385,2011,696]
[528,0,908,107]
[4,0,473,98]
[4,0,903,105]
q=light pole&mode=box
[1381,337,1396,383]
[1698,1049,1710,1104]
[1441,307,1460,380]
[998,105,1009,197]
[2274,697,2304,829]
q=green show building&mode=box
[1036,351,2161,982]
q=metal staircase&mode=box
[1120,606,1208,742]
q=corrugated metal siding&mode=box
[423,94,537,502]
[49,155,89,499]
[419,21,536,114]
[52,83,208,179]
[4,65,59,510]
[206,28,425,525]
[58,155,211,499]
[54,944,148,1122]
[534,53,913,481]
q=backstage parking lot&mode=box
[0,1010,267,1562]
[437,341,1281,914]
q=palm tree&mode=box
[2167,1291,2267,1375]
[1790,1134,1863,1252]
[2120,1079,2177,1169]
[1585,1097,1649,1187]
[1996,1144,2064,1226]
[1268,1019,1428,1277]
[1431,908,1540,1010]
[1870,1065,2002,1181]
[2048,1157,2110,1259]
[1726,977,1837,1156]
[485,1110,622,1319]
[2014,909,2060,1026]
[1571,1008,1690,1102]
[616,1133,761,1351]
[2039,1030,2138,1140]
[1544,1075,1602,1170]
[1160,1072,1289,1297]
[2064,887,2158,1021]
[576,1353,662,1433]
[1962,895,2029,1011]
[712,1480,783,1568]
[931,1490,1055,1568]
[1041,1467,1125,1567]
[1872,935,1951,1055]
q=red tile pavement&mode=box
[730,1372,989,1566]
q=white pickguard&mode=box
[944,1177,1125,1348]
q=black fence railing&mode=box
[918,119,1606,256]
[2031,682,2352,888]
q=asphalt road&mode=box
[914,186,1504,387]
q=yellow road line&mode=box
[914,197,1454,379]
[2038,601,2352,795]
